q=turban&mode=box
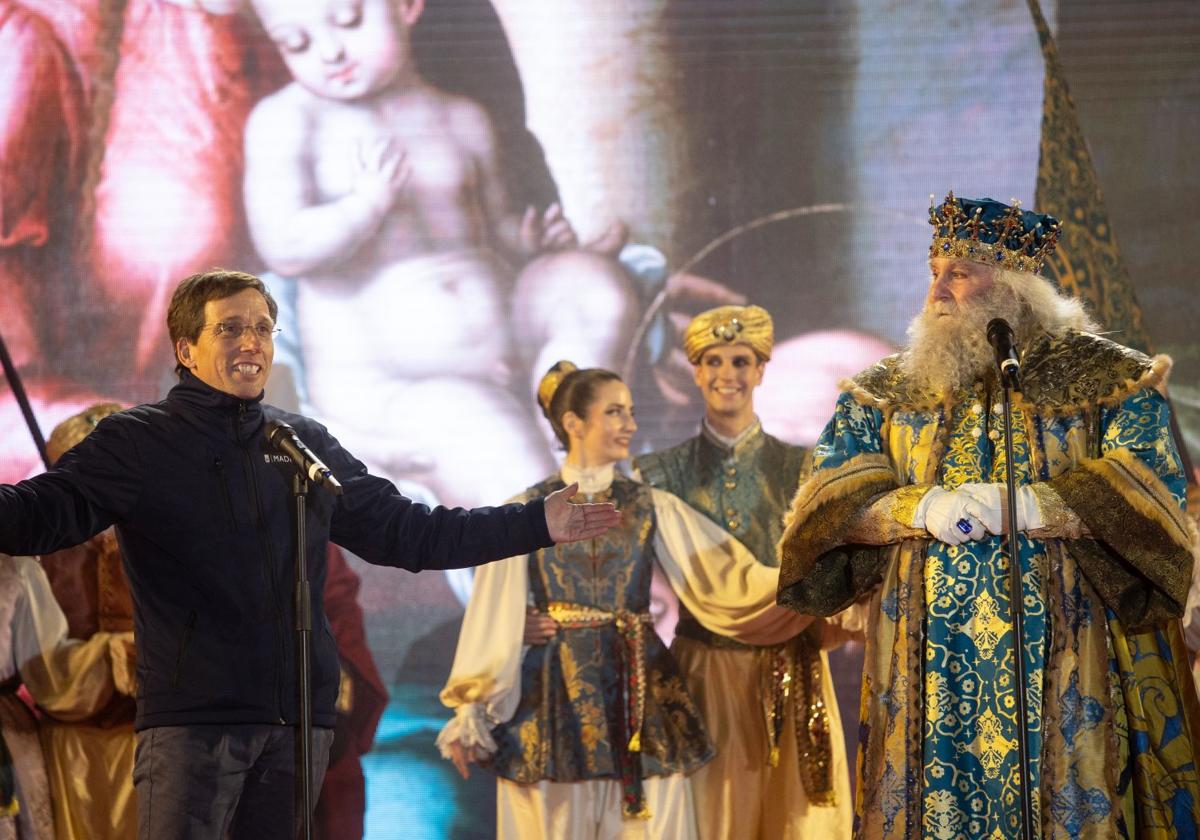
[683,305,774,364]
[47,403,124,464]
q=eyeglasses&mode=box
[206,321,282,343]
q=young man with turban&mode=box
[634,304,853,839]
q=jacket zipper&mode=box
[172,610,198,688]
[236,403,288,724]
[214,457,239,532]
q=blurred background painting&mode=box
[2,0,1196,835]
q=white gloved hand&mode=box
[956,483,1045,534]
[913,487,988,545]
[955,483,1002,533]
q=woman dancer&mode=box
[437,361,808,838]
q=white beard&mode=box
[903,285,1026,396]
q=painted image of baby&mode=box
[243,0,639,507]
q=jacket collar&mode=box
[700,416,763,456]
[167,370,265,442]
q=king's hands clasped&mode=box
[913,483,1045,544]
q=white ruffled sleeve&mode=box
[10,555,69,675]
[435,549,529,761]
[650,488,810,645]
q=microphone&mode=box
[265,420,343,495]
[986,318,1021,391]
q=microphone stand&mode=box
[997,364,1036,839]
[0,329,50,469]
[290,473,315,840]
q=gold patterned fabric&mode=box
[1027,0,1152,352]
[545,602,654,755]
[778,333,1200,839]
[760,629,834,802]
[486,474,713,818]
[682,305,774,364]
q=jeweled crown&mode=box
[929,192,1061,274]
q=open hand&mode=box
[519,203,579,255]
[543,482,621,542]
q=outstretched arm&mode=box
[0,418,136,556]
[313,410,617,568]
[651,489,810,645]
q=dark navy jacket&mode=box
[0,372,552,730]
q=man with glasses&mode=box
[0,268,620,839]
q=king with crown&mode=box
[777,193,1200,838]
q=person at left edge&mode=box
[0,268,621,840]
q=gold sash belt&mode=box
[546,602,654,753]
[545,601,655,819]
[760,627,836,805]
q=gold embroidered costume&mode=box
[778,328,1200,839]
[438,463,806,839]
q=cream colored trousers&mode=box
[497,773,697,840]
[672,637,853,840]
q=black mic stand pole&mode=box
[997,365,1036,839]
[0,329,50,470]
[290,472,315,840]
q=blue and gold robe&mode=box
[778,330,1200,839]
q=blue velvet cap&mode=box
[929,192,1061,274]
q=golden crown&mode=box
[929,193,1061,274]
